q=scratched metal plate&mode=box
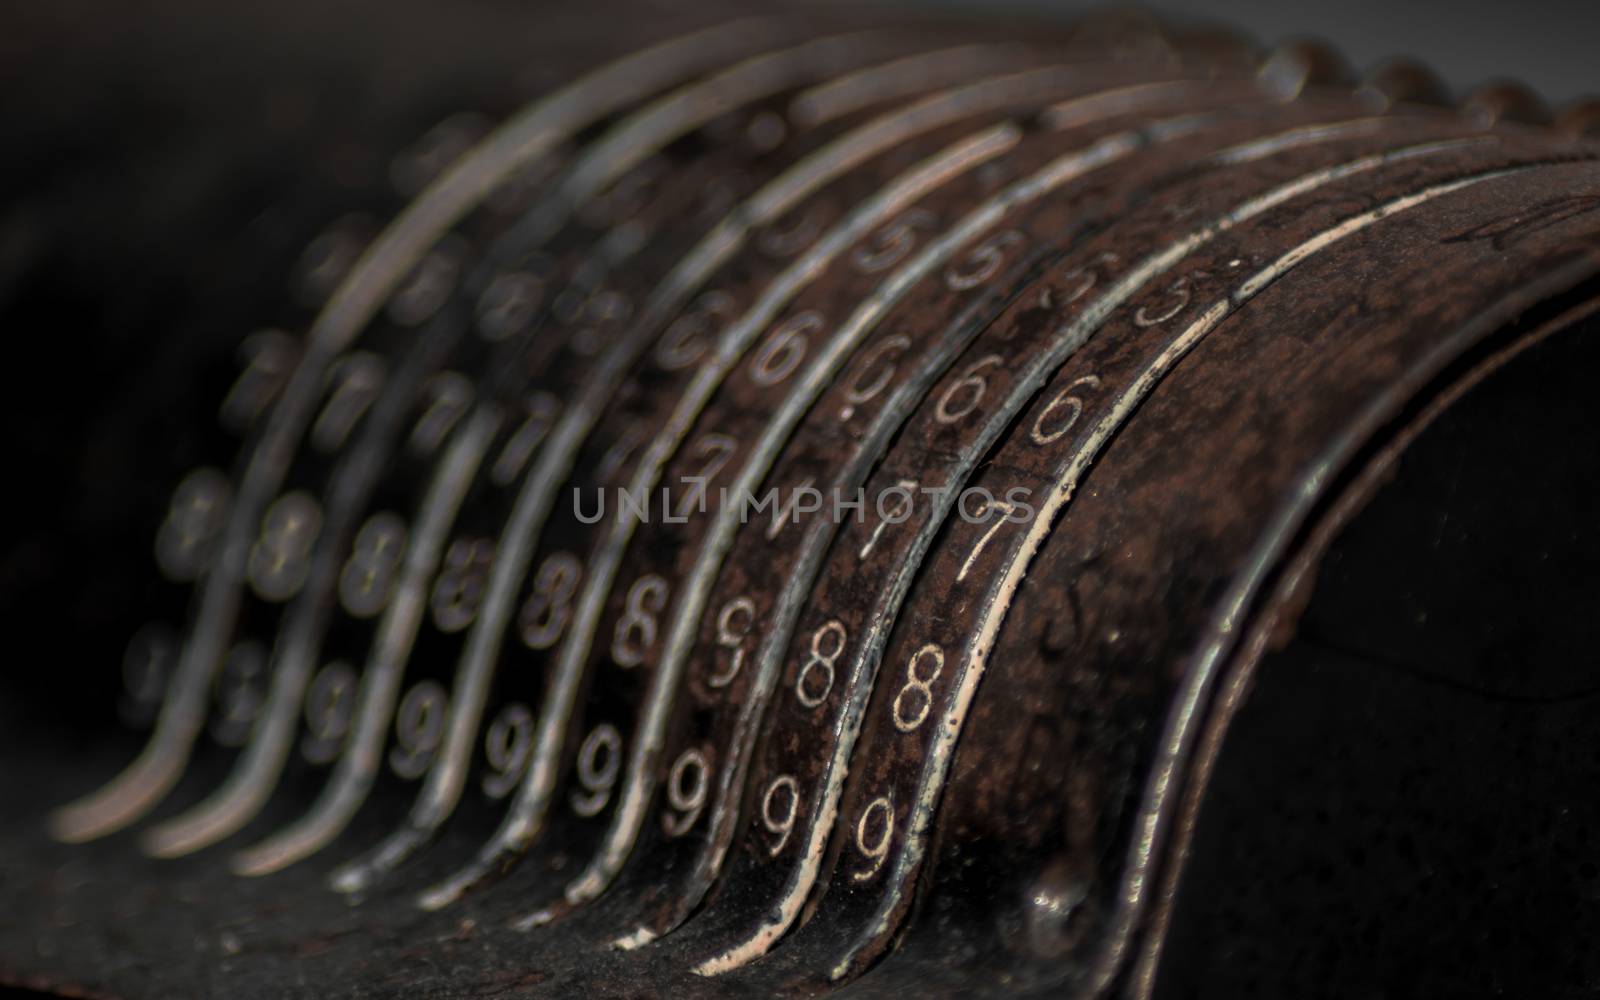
[3,2,1600,998]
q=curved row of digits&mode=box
[57,4,1600,997]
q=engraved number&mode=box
[293,214,369,305]
[853,794,895,882]
[852,208,936,273]
[311,353,384,452]
[1030,374,1101,445]
[757,204,824,258]
[612,574,669,668]
[338,512,407,617]
[476,270,545,342]
[211,642,267,747]
[388,242,463,327]
[662,747,710,837]
[154,467,230,582]
[839,334,911,421]
[892,643,945,733]
[935,354,1003,425]
[570,723,622,817]
[119,624,177,726]
[957,499,1016,583]
[749,310,822,387]
[708,595,756,688]
[676,432,737,517]
[795,619,845,708]
[859,478,916,561]
[1133,276,1191,327]
[388,681,447,779]
[555,285,632,357]
[655,290,735,372]
[430,537,493,632]
[944,229,1024,291]
[301,661,357,764]
[761,774,800,856]
[410,372,474,455]
[492,391,560,486]
[247,492,322,601]
[219,329,296,432]
[518,552,582,650]
[482,702,534,799]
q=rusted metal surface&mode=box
[3,2,1600,997]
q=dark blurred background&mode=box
[929,0,1599,102]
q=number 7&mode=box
[957,498,1015,582]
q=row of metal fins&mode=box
[55,8,1600,995]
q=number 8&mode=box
[795,619,846,708]
[892,643,944,733]
[612,574,669,667]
